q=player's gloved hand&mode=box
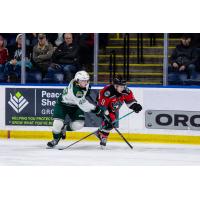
[93,106,106,117]
[130,103,142,113]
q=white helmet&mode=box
[74,71,90,82]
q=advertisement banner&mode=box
[5,88,102,127]
[145,110,200,131]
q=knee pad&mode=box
[52,119,64,134]
[69,120,84,131]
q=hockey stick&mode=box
[58,130,100,150]
[58,111,134,150]
[103,115,133,149]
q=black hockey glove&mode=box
[93,106,106,117]
[103,114,113,130]
[130,103,142,113]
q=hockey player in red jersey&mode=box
[95,76,142,147]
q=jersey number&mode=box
[101,99,105,105]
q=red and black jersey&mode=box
[97,85,136,113]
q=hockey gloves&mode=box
[130,103,142,113]
[93,106,107,117]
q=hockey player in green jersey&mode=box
[47,70,103,148]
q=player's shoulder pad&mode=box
[103,85,116,98]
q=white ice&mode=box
[1,139,200,165]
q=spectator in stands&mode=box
[48,33,80,83]
[168,34,198,84]
[3,33,31,47]
[32,33,54,78]
[0,35,9,82]
[4,34,32,82]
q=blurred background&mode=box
[1,33,200,86]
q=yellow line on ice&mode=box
[1,130,200,145]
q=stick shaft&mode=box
[59,111,134,150]
[59,131,97,150]
[104,115,133,149]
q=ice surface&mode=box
[1,139,200,165]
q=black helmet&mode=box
[113,76,126,86]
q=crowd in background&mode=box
[0,33,100,83]
[1,33,200,85]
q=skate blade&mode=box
[46,146,56,149]
[46,144,59,149]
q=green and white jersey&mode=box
[61,79,95,112]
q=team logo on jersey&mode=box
[111,101,122,111]
[76,91,84,98]
[104,91,110,97]
[8,91,29,113]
